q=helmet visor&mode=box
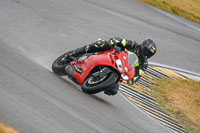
[143,47,155,58]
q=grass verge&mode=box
[150,79,200,133]
[140,0,200,24]
[0,123,19,133]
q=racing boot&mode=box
[59,51,75,65]
[73,46,87,56]
[104,83,119,96]
[61,45,87,63]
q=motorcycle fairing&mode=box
[70,49,135,85]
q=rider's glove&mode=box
[108,37,121,46]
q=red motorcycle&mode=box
[52,48,138,95]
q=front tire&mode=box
[52,53,70,76]
[81,67,118,94]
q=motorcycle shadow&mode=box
[90,95,115,106]
[51,72,115,106]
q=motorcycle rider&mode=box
[63,37,156,95]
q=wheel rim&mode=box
[88,75,107,85]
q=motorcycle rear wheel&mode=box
[81,67,118,94]
[52,52,70,76]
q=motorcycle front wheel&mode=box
[81,67,118,94]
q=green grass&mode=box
[140,0,200,24]
[150,79,200,133]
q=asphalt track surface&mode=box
[0,0,200,133]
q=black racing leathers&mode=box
[71,37,148,83]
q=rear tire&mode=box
[52,53,70,76]
[81,67,118,94]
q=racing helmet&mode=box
[140,39,157,58]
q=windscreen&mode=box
[128,51,138,69]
